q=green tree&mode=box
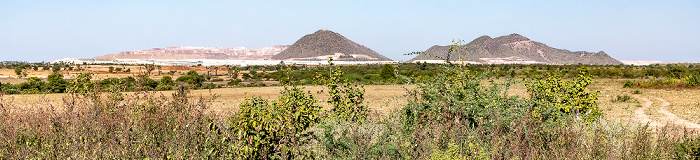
[160,76,174,86]
[14,67,22,78]
[67,72,94,96]
[176,70,205,88]
[52,65,60,73]
[380,64,395,79]
[228,79,242,86]
[47,72,68,93]
[108,66,114,73]
[242,73,252,80]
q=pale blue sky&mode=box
[1,0,699,62]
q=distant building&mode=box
[621,61,663,66]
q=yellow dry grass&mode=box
[3,85,411,118]
[3,78,698,125]
[0,65,234,84]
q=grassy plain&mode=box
[0,65,233,83]
[5,77,699,127]
[5,85,410,118]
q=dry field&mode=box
[2,85,411,119]
[3,78,699,128]
[0,65,236,84]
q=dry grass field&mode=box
[3,85,411,118]
[0,65,235,83]
[3,77,699,128]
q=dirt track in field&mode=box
[633,95,700,130]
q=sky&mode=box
[1,0,699,62]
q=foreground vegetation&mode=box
[3,57,700,158]
[2,59,700,95]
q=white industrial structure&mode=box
[52,58,399,66]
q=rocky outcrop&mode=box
[411,34,622,65]
[94,46,289,60]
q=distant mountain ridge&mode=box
[94,46,288,60]
[411,34,622,65]
[272,30,391,61]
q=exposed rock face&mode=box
[272,30,391,61]
[411,34,622,65]
[94,46,289,60]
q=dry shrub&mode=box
[0,85,221,159]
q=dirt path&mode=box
[632,95,700,129]
[655,98,700,129]
[633,96,663,128]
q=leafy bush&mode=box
[67,72,94,96]
[685,73,700,87]
[227,79,241,86]
[176,70,205,88]
[623,80,635,88]
[320,59,369,123]
[612,94,633,103]
[634,90,642,94]
[160,76,174,86]
[675,137,700,159]
[245,82,266,87]
[526,67,601,123]
[204,83,217,89]
[380,64,395,79]
[228,86,321,159]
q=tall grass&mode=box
[2,70,700,158]
[0,86,223,159]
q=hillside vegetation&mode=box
[272,30,391,61]
[411,34,622,65]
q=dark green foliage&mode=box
[674,137,700,159]
[227,79,241,86]
[138,76,158,91]
[241,73,252,80]
[47,72,68,93]
[52,65,60,73]
[634,90,642,94]
[245,82,267,87]
[204,83,217,89]
[176,70,205,88]
[623,80,634,88]
[160,76,173,86]
[14,67,22,78]
[16,77,46,94]
[612,94,633,103]
[380,64,395,79]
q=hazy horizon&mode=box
[1,1,699,63]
